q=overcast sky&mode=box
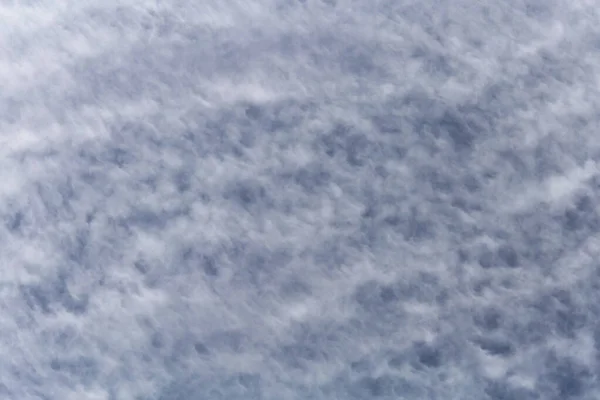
[2,1,600,399]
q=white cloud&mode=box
[2,0,600,399]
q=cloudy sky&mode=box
[2,0,600,399]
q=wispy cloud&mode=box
[2,0,600,399]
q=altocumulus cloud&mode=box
[2,0,600,399]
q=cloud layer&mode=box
[2,1,600,399]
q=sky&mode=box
[2,0,600,399]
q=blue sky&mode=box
[2,1,600,399]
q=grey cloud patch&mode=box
[2,0,600,399]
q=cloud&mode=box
[2,0,600,399]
